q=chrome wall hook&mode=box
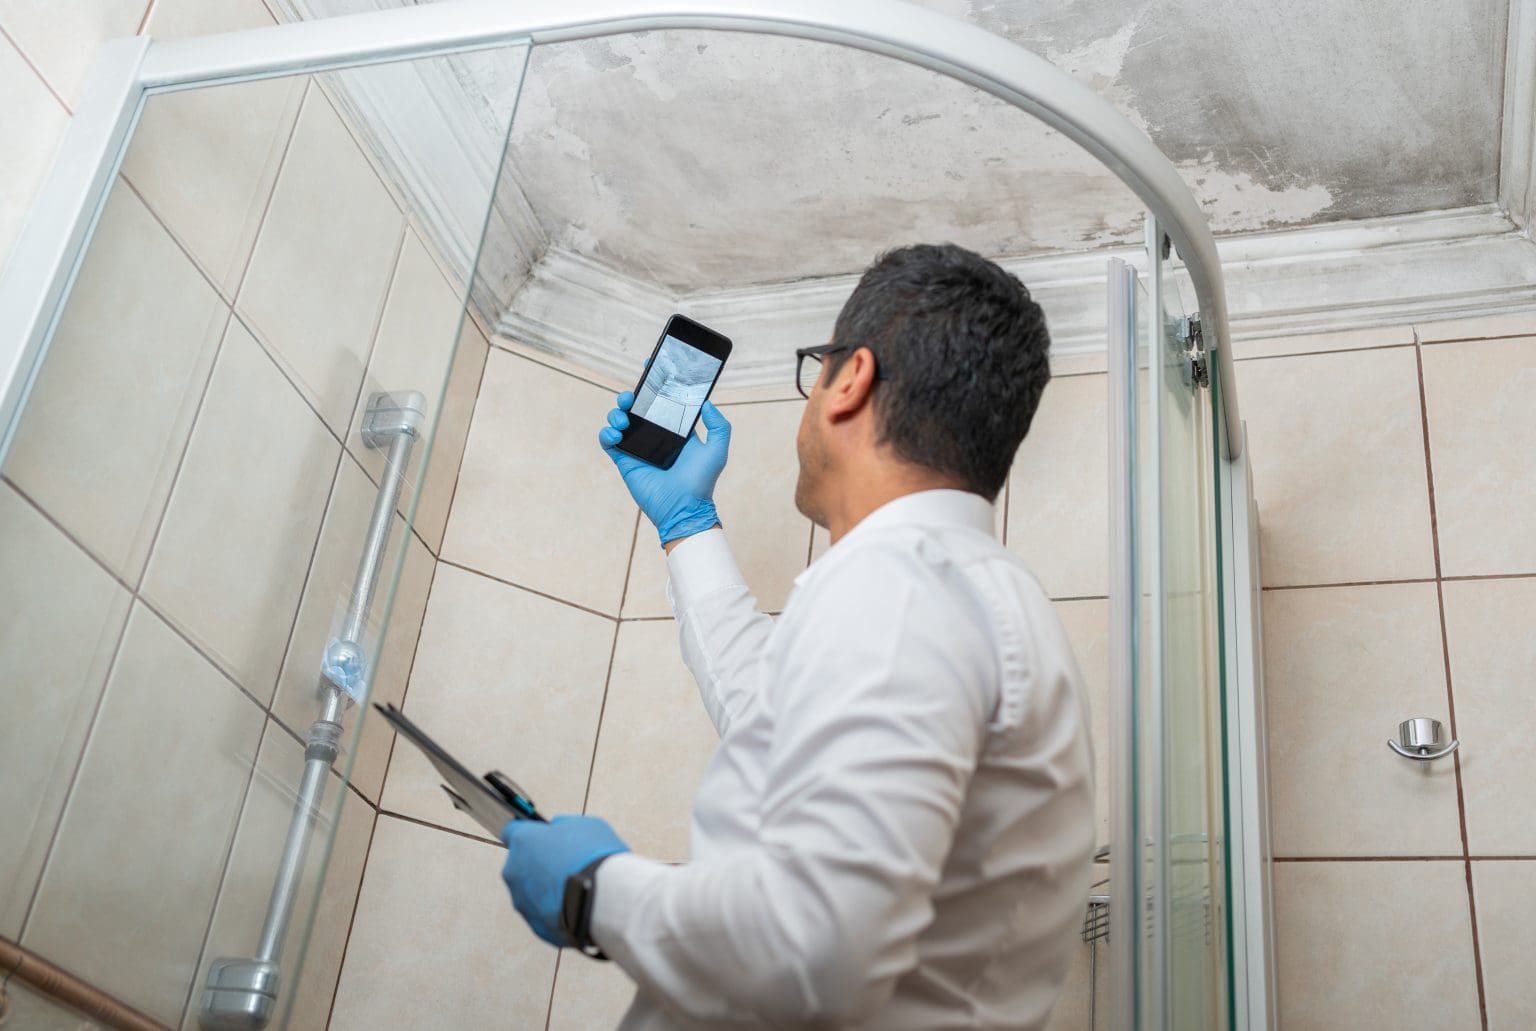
[1388,717,1460,761]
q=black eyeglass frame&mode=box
[794,343,882,399]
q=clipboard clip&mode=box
[443,770,543,823]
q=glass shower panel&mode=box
[0,39,530,1029]
[1147,239,1226,1030]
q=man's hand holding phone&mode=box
[600,390,731,548]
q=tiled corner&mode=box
[0,484,130,937]
[380,563,614,836]
[22,603,264,1026]
[123,0,302,294]
[1441,576,1536,856]
[3,181,227,582]
[330,816,558,1030]
[346,229,466,513]
[0,0,146,105]
[1272,861,1479,1029]
[1055,599,1109,849]
[141,318,339,701]
[1239,346,1435,587]
[442,350,637,615]
[236,84,404,433]
[413,317,490,554]
[1006,373,1108,599]
[186,722,374,1031]
[1421,336,1536,577]
[1471,860,1536,1029]
[547,953,638,1031]
[622,402,811,618]
[586,620,719,861]
[272,457,435,802]
[0,31,69,276]
[1262,583,1461,857]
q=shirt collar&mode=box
[829,488,997,551]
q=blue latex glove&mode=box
[598,391,731,546]
[501,815,630,947]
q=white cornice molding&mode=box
[1500,0,1536,231]
[496,204,1536,390]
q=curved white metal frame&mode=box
[0,0,1239,462]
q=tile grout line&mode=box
[437,557,624,623]
[324,803,382,1029]
[580,510,643,817]
[430,329,494,562]
[0,23,72,114]
[1261,576,1437,592]
[1415,330,1489,1031]
[125,69,307,606]
[1231,340,1417,364]
[263,707,376,812]
[6,471,346,734]
[618,508,644,615]
[174,716,278,1027]
[260,217,410,721]
[12,580,138,939]
[375,808,499,848]
[487,338,627,394]
[542,949,565,1031]
[1273,855,1536,862]
[134,0,157,36]
[367,554,443,836]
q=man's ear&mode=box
[822,347,879,424]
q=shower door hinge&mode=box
[1177,314,1209,390]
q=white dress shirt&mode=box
[593,489,1095,1030]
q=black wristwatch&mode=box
[559,855,613,959]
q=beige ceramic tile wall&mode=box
[0,2,491,1023]
[1251,315,1536,1028]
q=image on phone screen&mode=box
[618,314,732,469]
[632,337,722,434]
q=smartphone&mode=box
[616,314,732,469]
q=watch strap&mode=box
[560,855,615,960]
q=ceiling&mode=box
[279,0,1515,338]
[501,0,1508,290]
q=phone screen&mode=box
[617,314,732,469]
[632,334,724,434]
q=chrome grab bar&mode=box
[200,391,425,1030]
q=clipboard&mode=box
[374,702,545,834]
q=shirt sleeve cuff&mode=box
[665,527,747,615]
[591,852,669,964]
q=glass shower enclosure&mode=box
[0,30,534,1029]
[0,2,1265,1028]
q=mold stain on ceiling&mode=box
[288,0,1511,292]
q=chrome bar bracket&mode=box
[199,958,279,1031]
[361,390,426,449]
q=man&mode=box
[502,243,1095,1029]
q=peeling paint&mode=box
[356,0,1509,292]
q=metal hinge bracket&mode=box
[1177,314,1209,389]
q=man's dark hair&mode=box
[829,243,1051,500]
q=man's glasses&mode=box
[794,343,882,399]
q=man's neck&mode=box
[823,466,968,545]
